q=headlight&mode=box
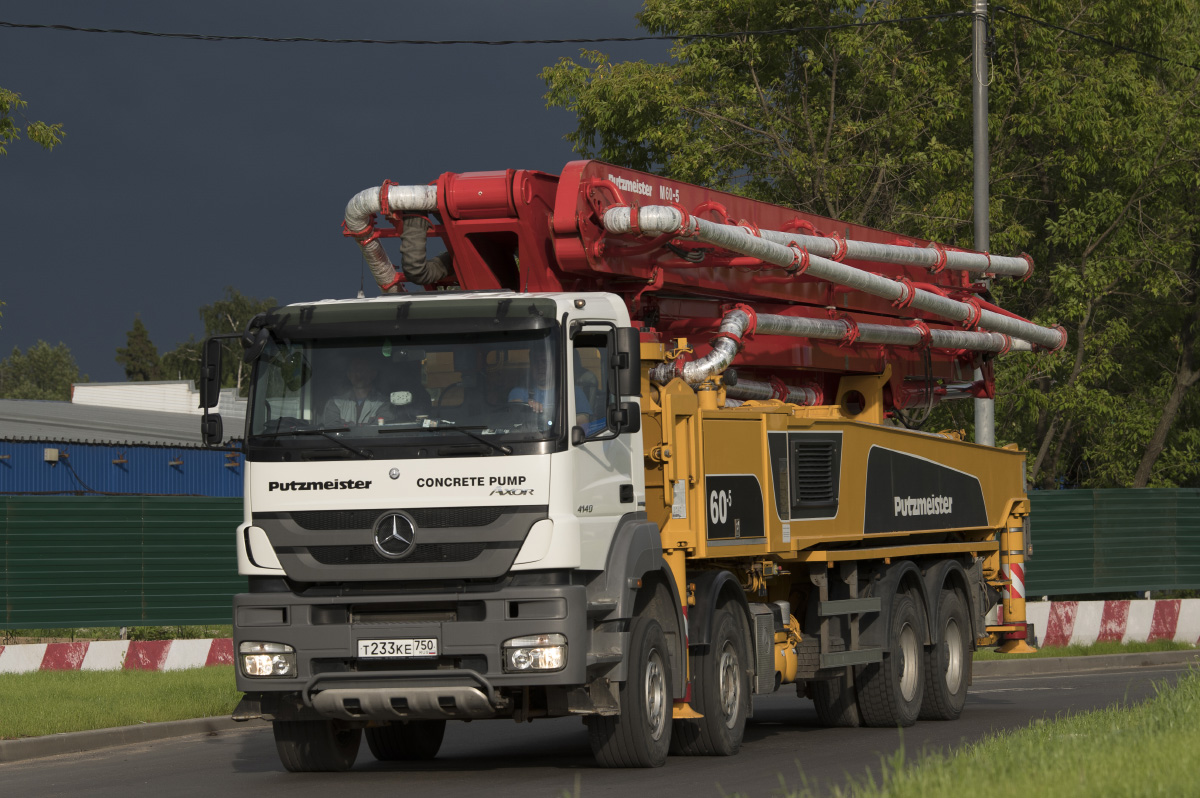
[503,633,566,672]
[239,641,296,678]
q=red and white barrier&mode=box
[0,638,233,674]
[1025,600,1200,648]
[3,604,1196,671]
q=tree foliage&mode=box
[115,317,163,381]
[0,341,87,400]
[0,86,64,155]
[157,287,276,395]
[543,0,1200,488]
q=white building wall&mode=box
[71,381,246,418]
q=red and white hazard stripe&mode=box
[1024,599,1200,648]
[1002,562,1026,600]
[0,638,233,674]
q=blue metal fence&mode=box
[0,441,243,497]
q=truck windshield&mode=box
[246,329,563,457]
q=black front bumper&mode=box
[233,579,589,720]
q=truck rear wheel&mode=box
[811,670,861,727]
[273,719,361,772]
[920,589,970,720]
[586,613,673,767]
[856,591,926,728]
[365,719,446,761]
[671,602,750,755]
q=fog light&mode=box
[503,633,566,672]
[239,641,296,678]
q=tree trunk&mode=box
[1031,303,1093,482]
[1132,312,1199,487]
[1042,419,1075,489]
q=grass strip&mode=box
[0,666,239,739]
[771,669,1200,798]
[974,639,1196,660]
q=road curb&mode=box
[0,716,266,765]
[973,648,1200,678]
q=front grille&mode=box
[290,506,507,531]
[306,542,489,565]
[794,441,837,504]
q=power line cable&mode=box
[0,13,970,46]
[2,9,1190,72]
[993,5,1199,73]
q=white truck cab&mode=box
[203,291,670,770]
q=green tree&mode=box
[114,317,163,381]
[160,287,276,395]
[1,86,64,155]
[543,0,1200,488]
[0,341,88,400]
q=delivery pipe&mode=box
[344,184,439,293]
[725,378,823,406]
[602,206,1065,351]
[755,229,1031,279]
[648,307,1031,386]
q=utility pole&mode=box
[972,0,995,446]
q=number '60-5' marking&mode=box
[709,489,732,525]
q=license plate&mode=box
[357,638,439,658]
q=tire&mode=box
[586,614,673,767]
[920,589,970,720]
[811,670,861,728]
[273,719,361,772]
[856,591,926,728]
[671,602,750,755]
[365,720,447,761]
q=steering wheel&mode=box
[270,416,309,433]
[437,382,464,409]
[502,402,540,429]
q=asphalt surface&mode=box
[1,660,1193,798]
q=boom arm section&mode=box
[343,160,1063,416]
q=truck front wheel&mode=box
[586,613,673,767]
[672,602,749,755]
[365,719,447,761]
[272,719,361,772]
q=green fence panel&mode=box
[1027,489,1200,596]
[1,496,245,629]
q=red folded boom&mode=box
[344,160,1063,414]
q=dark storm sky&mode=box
[1,0,662,383]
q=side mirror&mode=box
[199,338,223,409]
[614,327,641,397]
[201,414,224,446]
[242,327,272,365]
[609,401,641,434]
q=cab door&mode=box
[570,325,640,566]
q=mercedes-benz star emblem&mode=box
[389,468,401,480]
[373,513,417,559]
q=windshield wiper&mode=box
[378,424,512,455]
[253,426,373,459]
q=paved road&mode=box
[2,664,1188,798]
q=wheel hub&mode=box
[944,617,963,691]
[717,642,741,728]
[898,623,919,702]
[644,649,667,740]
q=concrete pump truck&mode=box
[200,161,1057,770]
